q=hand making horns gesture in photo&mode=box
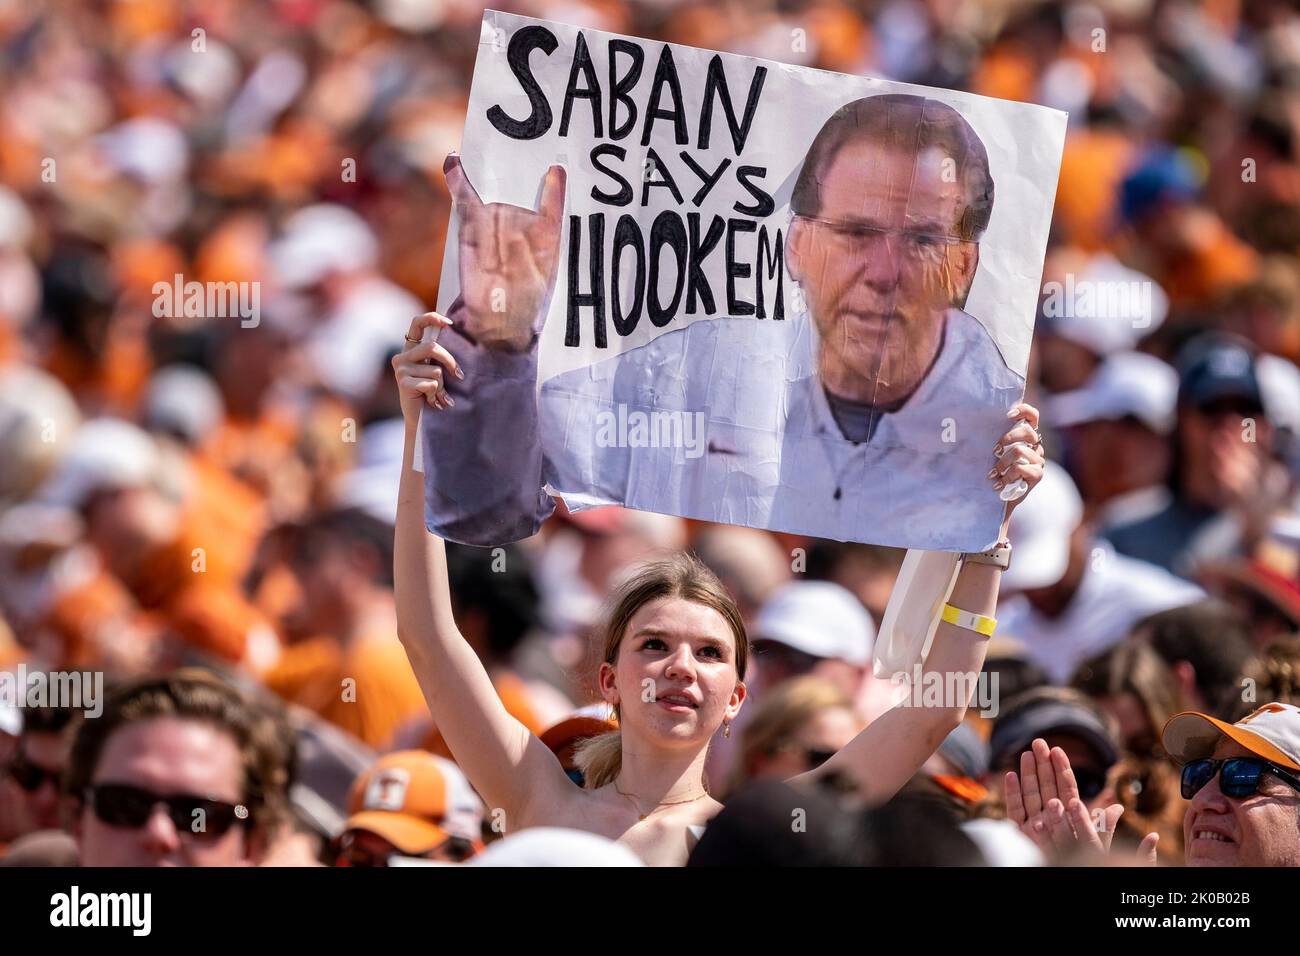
[443,153,565,352]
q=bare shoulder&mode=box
[515,789,724,867]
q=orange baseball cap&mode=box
[1163,703,1300,772]
[344,751,484,855]
[540,706,618,772]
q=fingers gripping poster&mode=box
[421,9,1066,551]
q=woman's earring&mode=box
[723,721,731,738]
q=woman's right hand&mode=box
[392,311,462,427]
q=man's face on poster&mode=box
[790,138,981,408]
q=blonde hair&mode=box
[726,676,853,796]
[573,552,748,790]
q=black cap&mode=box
[990,696,1120,771]
[1176,334,1263,411]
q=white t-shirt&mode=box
[997,542,1205,684]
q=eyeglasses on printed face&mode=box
[1180,757,1300,801]
[85,783,249,841]
[793,215,967,267]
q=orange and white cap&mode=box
[344,751,484,855]
[1162,702,1300,772]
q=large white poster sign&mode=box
[421,10,1066,551]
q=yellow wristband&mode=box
[941,603,997,637]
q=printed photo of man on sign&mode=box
[418,10,1065,552]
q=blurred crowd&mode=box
[2,0,1300,867]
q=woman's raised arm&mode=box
[794,402,1045,803]
[392,313,571,821]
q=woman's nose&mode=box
[663,646,696,680]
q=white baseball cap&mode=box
[268,204,378,289]
[1050,350,1178,435]
[999,461,1083,592]
[36,418,161,509]
[753,581,875,665]
[1163,702,1300,772]
[143,365,225,446]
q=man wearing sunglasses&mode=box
[2,705,74,841]
[426,93,1026,553]
[1164,701,1300,867]
[1007,701,1300,866]
[66,671,289,867]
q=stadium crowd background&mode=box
[1,0,1299,866]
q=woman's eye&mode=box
[698,645,723,660]
[642,638,666,651]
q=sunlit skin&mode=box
[995,733,1112,812]
[1183,739,1300,867]
[598,596,746,758]
[788,142,980,409]
[1003,736,1150,861]
[495,595,746,866]
[12,731,71,833]
[77,717,253,867]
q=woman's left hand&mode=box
[990,402,1044,518]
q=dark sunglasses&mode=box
[86,783,249,840]
[804,749,836,769]
[1180,757,1300,801]
[1071,767,1107,802]
[8,756,62,793]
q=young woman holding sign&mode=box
[389,155,1045,866]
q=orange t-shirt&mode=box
[265,632,428,751]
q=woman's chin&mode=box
[632,713,713,746]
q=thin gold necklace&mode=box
[614,782,709,821]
